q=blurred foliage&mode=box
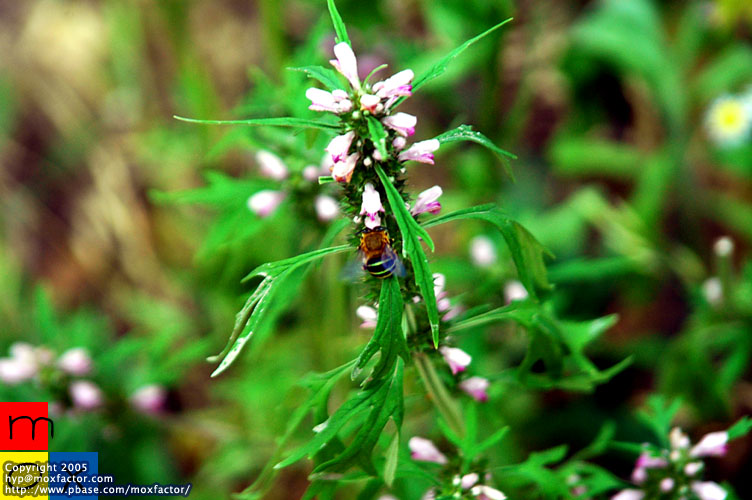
[0,0,751,499]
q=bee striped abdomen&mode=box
[364,254,397,278]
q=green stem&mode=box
[414,352,465,438]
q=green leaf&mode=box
[727,416,752,440]
[288,66,343,91]
[384,433,400,487]
[174,115,341,131]
[352,276,407,381]
[374,166,440,346]
[209,245,349,376]
[433,124,516,179]
[423,204,553,300]
[395,18,512,107]
[276,360,404,474]
[327,0,350,46]
[366,116,389,160]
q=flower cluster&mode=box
[0,343,166,415]
[306,42,440,186]
[612,427,731,500]
[246,150,340,222]
[704,87,752,146]
[408,437,506,500]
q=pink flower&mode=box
[611,490,644,500]
[255,151,289,180]
[331,153,359,183]
[360,183,384,229]
[306,88,352,114]
[382,112,417,137]
[691,482,727,500]
[411,186,442,216]
[470,236,497,268]
[393,136,407,150]
[459,377,490,402]
[685,462,703,476]
[58,348,92,376]
[373,69,414,101]
[398,139,440,164]
[659,478,674,492]
[130,385,167,415]
[325,131,355,164]
[440,346,472,375]
[315,195,339,222]
[691,431,728,457]
[470,485,506,500]
[247,190,286,218]
[302,165,320,182]
[356,306,377,329]
[0,358,37,384]
[460,473,479,489]
[408,436,447,464]
[70,380,103,410]
[330,42,360,90]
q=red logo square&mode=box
[0,402,50,450]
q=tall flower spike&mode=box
[330,42,360,90]
[382,112,417,137]
[360,183,384,229]
[399,139,440,164]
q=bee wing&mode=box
[339,251,366,282]
[384,245,406,278]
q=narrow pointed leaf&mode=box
[327,0,350,46]
[375,166,439,345]
[174,115,341,130]
[289,66,344,91]
[433,124,516,179]
[366,116,389,160]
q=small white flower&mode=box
[0,358,37,384]
[356,305,378,329]
[691,481,727,500]
[314,195,339,222]
[460,473,479,489]
[504,281,528,303]
[382,112,417,137]
[685,461,703,476]
[247,190,286,218]
[408,436,447,464]
[69,380,103,410]
[398,139,440,164]
[470,236,497,268]
[411,186,442,216]
[714,236,734,257]
[659,478,675,492]
[360,183,384,228]
[326,131,355,164]
[330,42,360,90]
[393,136,407,150]
[255,150,289,180]
[306,88,352,114]
[670,427,691,450]
[130,384,167,415]
[439,346,472,375]
[690,431,728,457]
[611,490,645,500]
[459,377,490,402]
[360,94,381,113]
[702,277,723,306]
[331,153,360,183]
[470,485,506,500]
[302,165,320,182]
[58,347,92,376]
[705,94,752,146]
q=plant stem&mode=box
[414,352,465,438]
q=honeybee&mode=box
[358,226,405,279]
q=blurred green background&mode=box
[0,0,751,498]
